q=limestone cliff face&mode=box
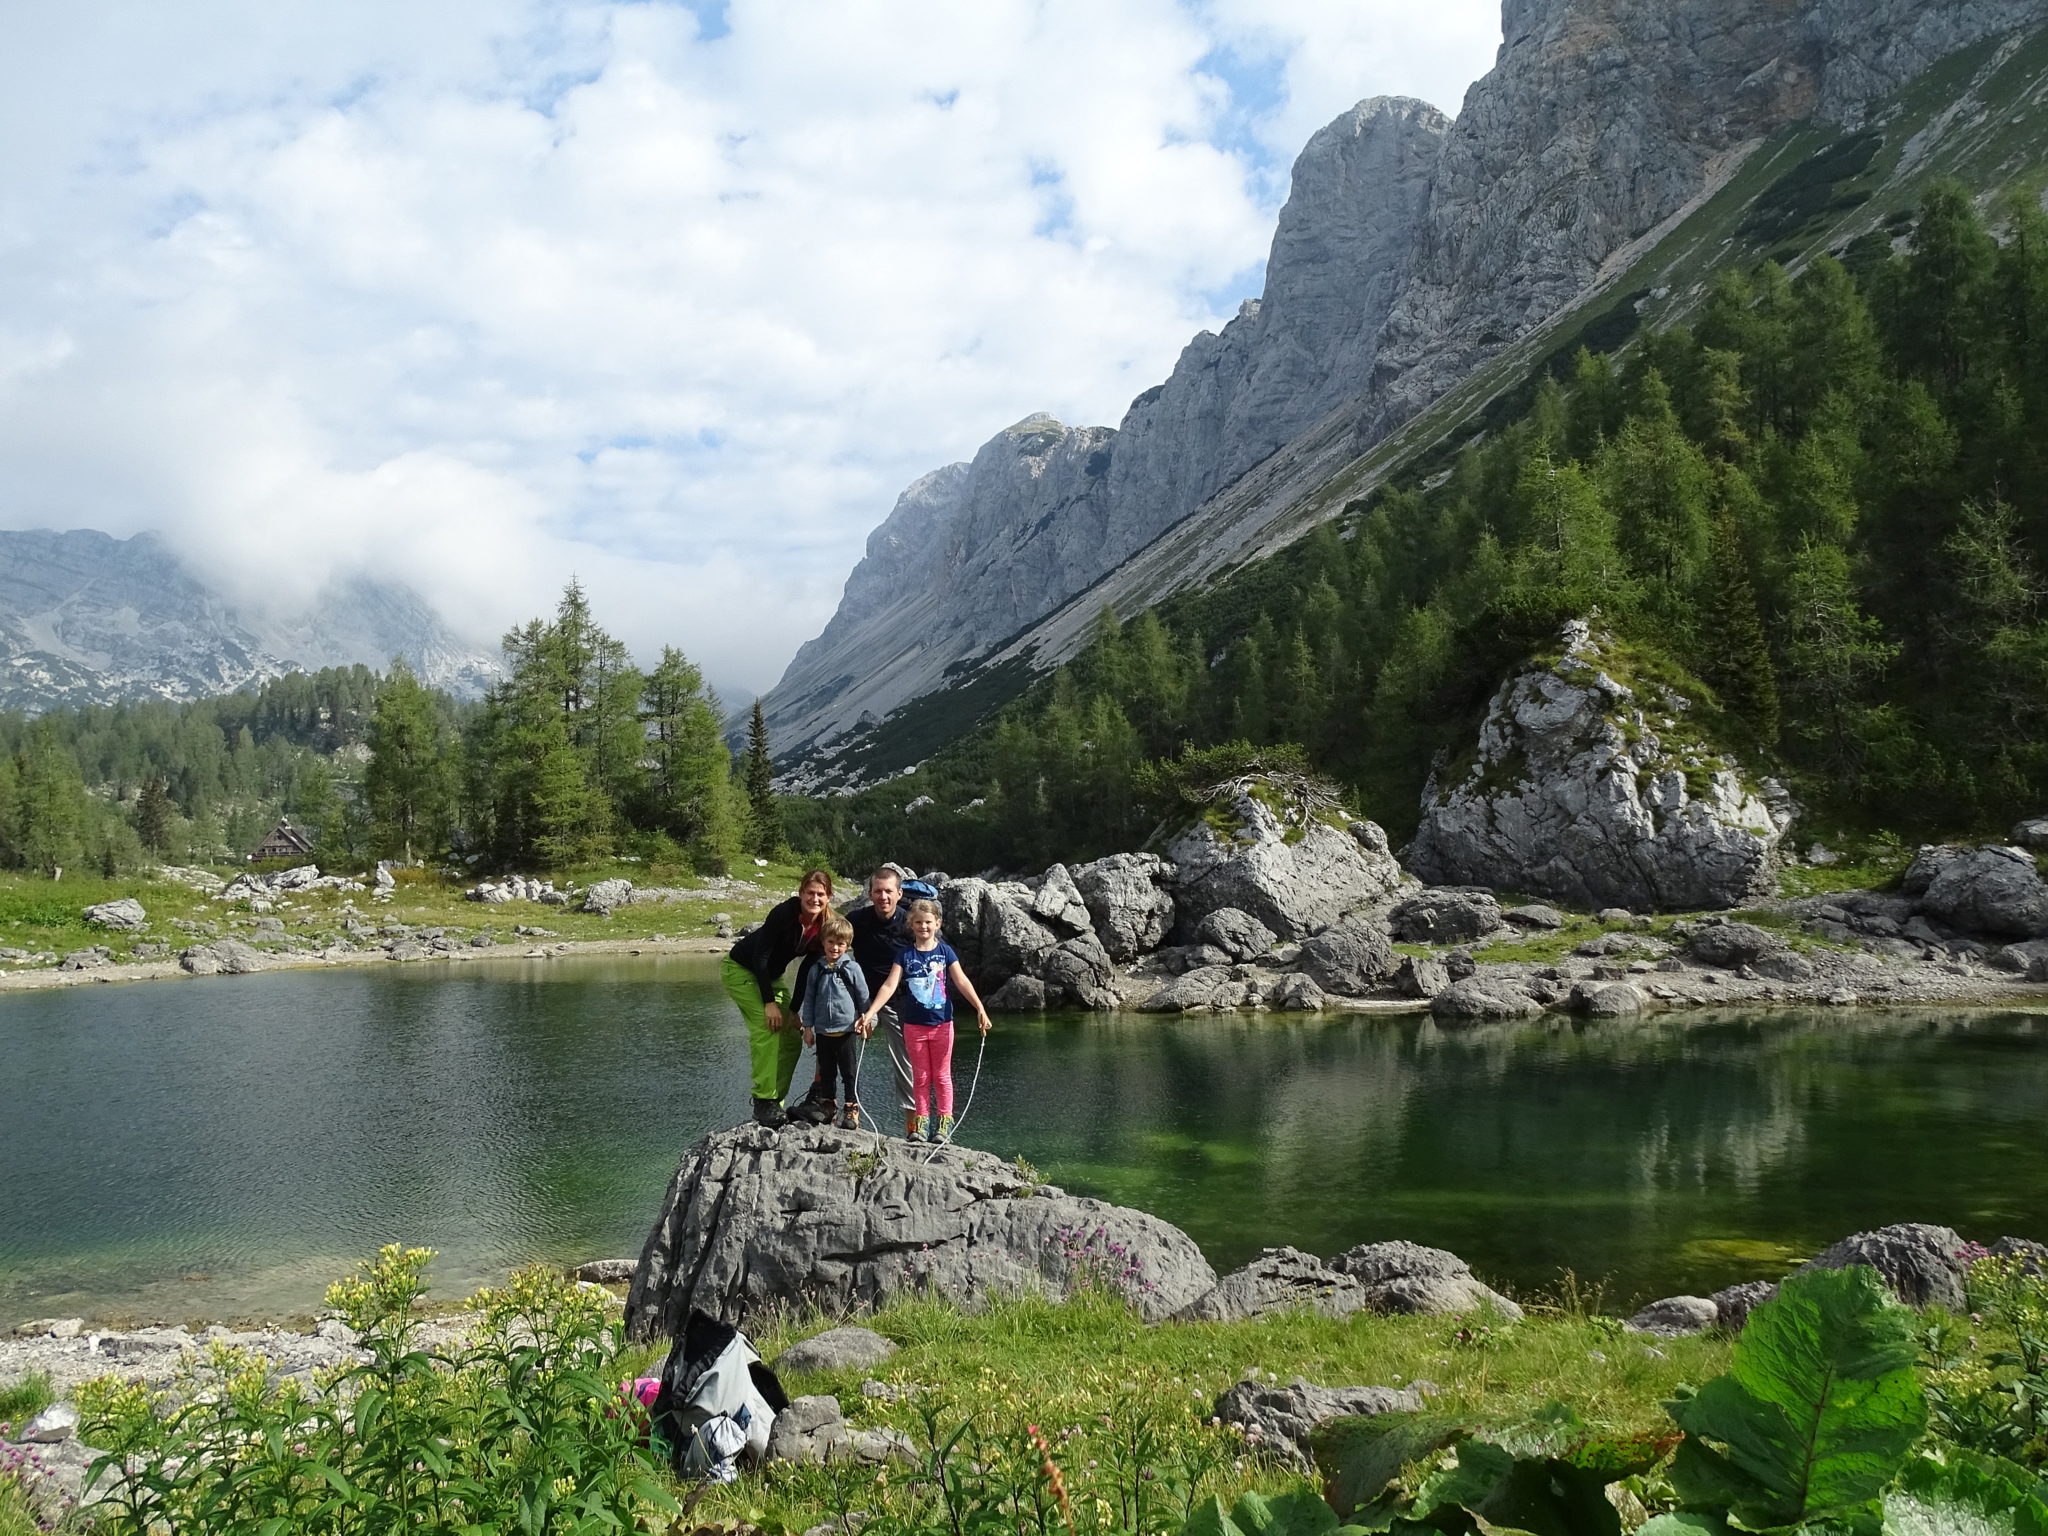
[1362,0,2045,439]
[768,0,2046,769]
[763,98,1448,761]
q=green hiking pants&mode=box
[722,955,802,1102]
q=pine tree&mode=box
[743,700,780,857]
[135,773,174,854]
[14,727,87,877]
[1697,479,1782,748]
[363,660,448,864]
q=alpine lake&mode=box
[2,952,2045,1326]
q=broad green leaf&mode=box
[1185,1493,1249,1536]
[1635,1515,1734,1535]
[1668,1266,1927,1527]
[1232,1488,1342,1536]
[1314,1411,1469,1518]
[1414,1440,1623,1536]
[1882,1453,2048,1536]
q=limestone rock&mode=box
[1212,1376,1424,1470]
[1682,921,1789,970]
[1408,623,1788,911]
[1138,966,1248,1013]
[1916,845,2048,940]
[1029,864,1094,936]
[625,1124,1216,1337]
[1429,977,1542,1022]
[1073,853,1177,961]
[1327,1240,1523,1319]
[1296,917,1396,996]
[1268,972,1327,1011]
[1038,933,1117,1007]
[1393,955,1450,999]
[178,937,271,976]
[1503,903,1568,930]
[1992,1236,2048,1275]
[82,898,147,931]
[582,879,634,916]
[1798,1222,1976,1310]
[764,1394,915,1466]
[1991,939,2048,973]
[986,975,1048,1012]
[1625,1295,1719,1336]
[2012,817,2048,852]
[1197,908,1279,963]
[571,1259,637,1284]
[1575,982,1646,1017]
[1389,890,1504,944]
[1174,1247,1374,1323]
[58,948,110,971]
[1711,1280,1779,1333]
[775,1325,898,1376]
[1168,782,1407,941]
[21,1403,79,1444]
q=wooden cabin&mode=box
[251,817,315,863]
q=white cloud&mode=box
[0,0,1499,692]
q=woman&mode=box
[723,868,834,1126]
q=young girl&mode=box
[857,898,990,1143]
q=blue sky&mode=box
[0,0,1500,690]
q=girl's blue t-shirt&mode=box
[894,940,959,1026]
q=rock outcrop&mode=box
[1408,622,1790,911]
[1073,853,1177,961]
[1178,1240,1521,1324]
[1167,785,1408,941]
[625,1124,1217,1337]
[1213,1377,1424,1470]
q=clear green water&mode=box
[1,954,2043,1323]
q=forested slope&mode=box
[785,184,2048,876]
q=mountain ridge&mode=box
[0,527,501,714]
[761,0,2048,788]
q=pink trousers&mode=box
[903,1021,955,1117]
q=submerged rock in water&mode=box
[625,1123,1217,1338]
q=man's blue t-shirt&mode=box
[894,940,959,1026]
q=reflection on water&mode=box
[0,954,2043,1321]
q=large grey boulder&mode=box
[1212,1377,1424,1470]
[1029,864,1094,936]
[178,937,272,976]
[1408,621,1788,911]
[1167,781,1407,941]
[986,975,1048,1012]
[1389,890,1504,944]
[1073,853,1176,961]
[776,1325,898,1376]
[1711,1280,1779,1333]
[1429,977,1542,1022]
[83,898,147,931]
[1138,966,1249,1013]
[1392,954,1450,999]
[1327,1240,1523,1320]
[1296,917,1396,995]
[1916,846,2048,940]
[1268,972,1327,1011]
[1625,1295,1720,1336]
[1798,1223,1975,1310]
[2012,818,2048,852]
[1174,1247,1374,1323]
[1038,934,1118,1009]
[1681,920,1789,970]
[582,879,634,915]
[625,1124,1216,1337]
[1196,908,1279,963]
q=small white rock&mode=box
[23,1402,80,1443]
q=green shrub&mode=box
[76,1244,679,1535]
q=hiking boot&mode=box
[913,1114,932,1143]
[935,1113,955,1144]
[903,1111,920,1140]
[751,1097,787,1129]
[840,1103,862,1131]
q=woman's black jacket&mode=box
[727,895,822,1003]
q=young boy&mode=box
[796,912,872,1129]
[857,898,991,1144]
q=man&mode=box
[785,864,918,1135]
[849,864,918,1137]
